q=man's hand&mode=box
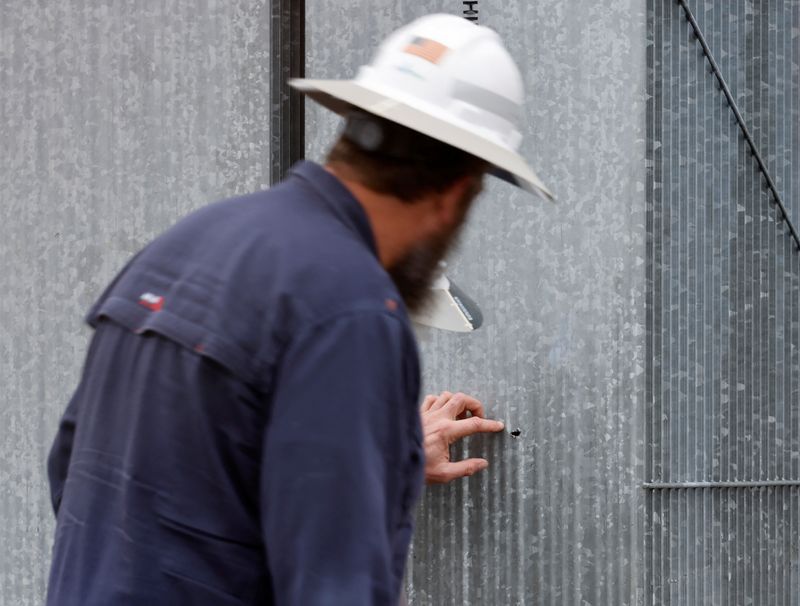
[420,391,505,484]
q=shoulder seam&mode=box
[297,305,411,334]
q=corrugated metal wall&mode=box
[4,1,798,604]
[646,1,800,604]
[0,3,271,604]
[306,2,647,604]
[0,0,649,604]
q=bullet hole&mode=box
[510,428,522,438]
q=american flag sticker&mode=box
[138,292,164,311]
[403,36,449,64]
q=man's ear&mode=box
[435,174,480,226]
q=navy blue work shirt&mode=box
[46,161,425,605]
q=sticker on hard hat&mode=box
[403,37,449,65]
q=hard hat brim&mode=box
[410,273,483,332]
[290,78,555,202]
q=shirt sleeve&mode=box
[260,310,420,606]
[47,330,104,516]
[47,391,80,516]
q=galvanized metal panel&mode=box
[645,487,800,605]
[646,1,800,604]
[305,2,647,604]
[11,1,798,605]
[0,2,271,604]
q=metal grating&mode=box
[646,0,800,603]
[645,487,800,604]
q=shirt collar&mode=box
[287,161,378,258]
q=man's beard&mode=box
[387,182,479,313]
[388,226,462,313]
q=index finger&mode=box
[446,416,505,441]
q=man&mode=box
[46,13,551,606]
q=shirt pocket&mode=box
[86,264,264,389]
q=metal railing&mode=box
[676,0,800,253]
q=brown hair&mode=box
[326,112,488,203]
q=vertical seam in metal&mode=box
[270,0,305,185]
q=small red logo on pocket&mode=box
[138,292,164,311]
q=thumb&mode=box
[439,458,489,482]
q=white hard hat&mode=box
[291,13,554,201]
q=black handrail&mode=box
[677,0,800,252]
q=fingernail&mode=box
[496,421,505,430]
